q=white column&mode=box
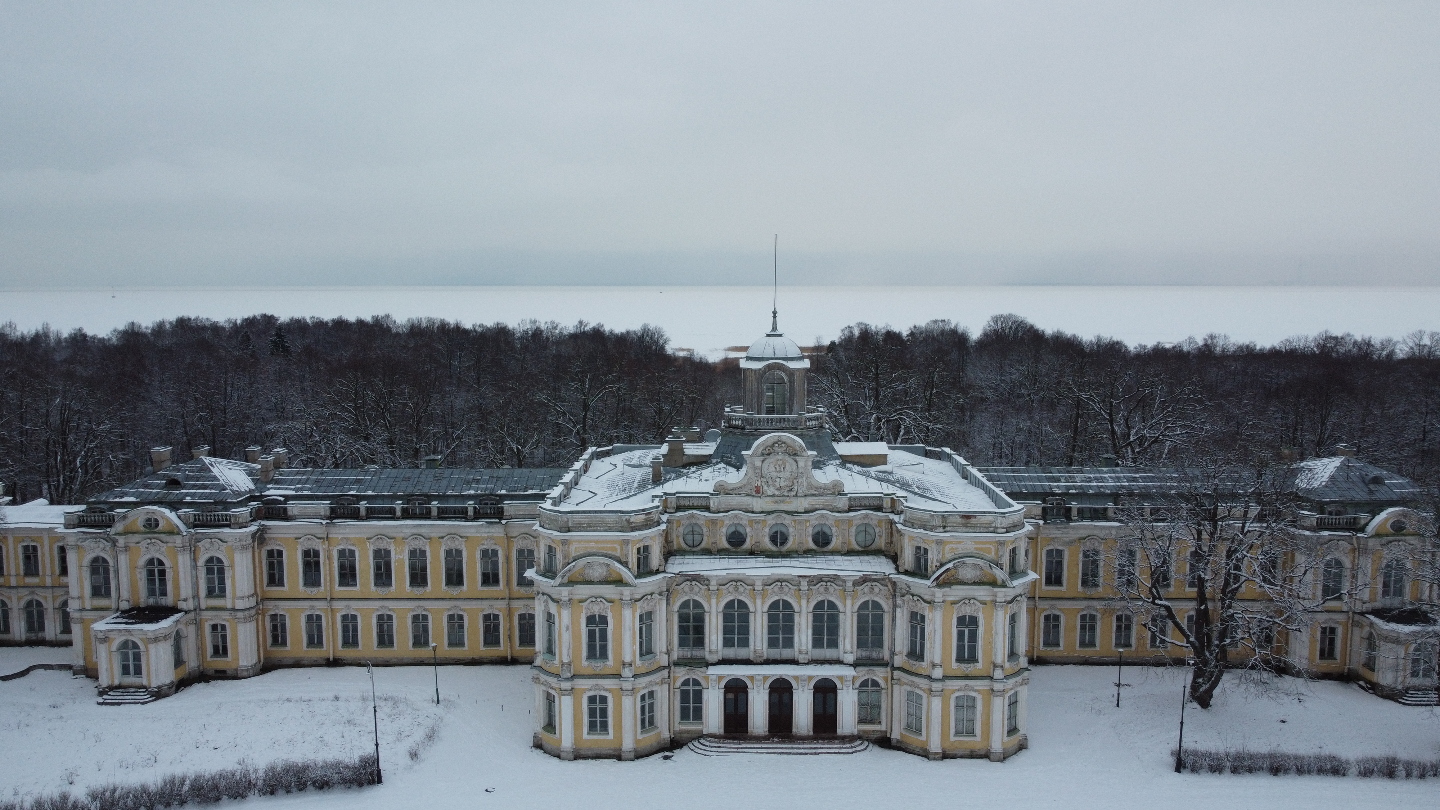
[658,678,672,745]
[797,582,810,663]
[797,679,812,735]
[841,585,855,664]
[707,584,720,662]
[752,678,766,736]
[559,688,576,759]
[116,545,132,609]
[839,674,857,734]
[558,599,573,672]
[927,686,943,757]
[889,681,903,744]
[988,687,1006,759]
[703,675,722,735]
[621,596,634,676]
[621,687,636,760]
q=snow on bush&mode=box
[1175,748,1439,778]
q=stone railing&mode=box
[722,411,827,431]
[66,511,115,529]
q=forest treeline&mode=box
[2,313,1438,504]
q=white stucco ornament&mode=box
[714,433,844,498]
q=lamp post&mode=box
[431,642,440,705]
[1115,649,1123,708]
[1174,664,1190,774]
[367,662,382,785]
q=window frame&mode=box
[89,555,113,598]
[304,612,325,649]
[1077,612,1099,649]
[1043,547,1065,588]
[585,692,611,738]
[954,614,978,663]
[907,610,926,661]
[453,612,474,649]
[411,612,432,649]
[478,547,500,587]
[903,690,924,735]
[264,547,285,588]
[335,547,358,589]
[639,689,657,733]
[371,547,393,589]
[952,693,978,738]
[340,613,361,649]
[268,613,289,648]
[301,547,322,589]
[1040,613,1062,649]
[443,547,465,589]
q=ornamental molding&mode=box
[582,562,609,582]
[857,581,889,599]
[441,534,466,550]
[722,580,753,600]
[404,534,429,549]
[583,598,611,618]
[638,594,661,612]
[713,433,845,498]
[197,537,225,555]
[766,581,797,600]
[81,538,111,554]
[297,535,322,550]
[367,535,394,550]
[811,580,841,598]
[140,538,167,558]
[513,534,538,551]
[954,598,983,616]
[676,580,706,598]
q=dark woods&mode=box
[2,313,1438,504]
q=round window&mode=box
[811,525,834,549]
[1391,519,1408,534]
[725,525,748,548]
[681,524,705,548]
[769,525,790,549]
[853,523,877,548]
[141,516,161,531]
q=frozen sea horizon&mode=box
[1,285,1436,359]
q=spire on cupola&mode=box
[769,233,781,336]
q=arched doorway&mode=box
[812,678,838,735]
[723,679,749,735]
[768,678,793,735]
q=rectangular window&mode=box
[1318,625,1339,661]
[56,546,68,577]
[544,545,557,575]
[914,546,930,576]
[953,694,977,737]
[516,548,536,586]
[1152,552,1172,590]
[639,690,657,732]
[638,610,654,657]
[209,622,229,658]
[907,611,926,661]
[1114,614,1134,649]
[1078,613,1098,648]
[408,547,429,589]
[173,630,185,665]
[1006,691,1019,734]
[411,613,431,648]
[1080,548,1101,588]
[336,548,358,588]
[543,692,557,733]
[1147,616,1166,648]
[268,613,288,648]
[955,615,979,663]
[680,679,704,723]
[1186,549,1203,589]
[341,613,361,648]
[22,544,40,577]
[1362,635,1377,671]
[304,613,325,649]
[635,545,651,575]
[586,615,609,661]
[1007,612,1019,660]
[0,546,5,575]
[372,548,393,588]
[1409,642,1436,679]
[1043,548,1064,587]
[301,548,322,589]
[450,613,470,648]
[544,611,556,657]
[518,613,536,648]
[444,548,464,588]
[586,693,610,736]
[904,690,924,735]
[1117,548,1137,590]
[479,548,500,587]
[481,613,500,647]
[1041,614,1061,648]
[376,614,395,649]
[857,685,883,725]
[265,548,285,588]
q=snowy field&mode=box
[3,663,1438,809]
[0,646,71,677]
[3,285,1439,359]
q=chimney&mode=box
[650,455,663,484]
[245,446,262,464]
[1332,443,1356,458]
[270,448,288,469]
[1099,454,1118,468]
[663,434,685,467]
[259,455,276,484]
[422,455,442,469]
[683,426,702,442]
[151,446,173,472]
[192,445,211,460]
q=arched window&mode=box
[857,678,883,725]
[681,524,705,548]
[953,693,979,737]
[722,599,750,651]
[955,614,980,663]
[679,677,704,723]
[23,599,45,635]
[117,639,143,679]
[89,556,113,598]
[411,613,432,648]
[677,599,705,654]
[725,525,747,548]
[1381,559,1407,600]
[856,600,885,658]
[811,600,840,651]
[143,558,169,603]
[408,547,429,589]
[1321,557,1345,601]
[1411,641,1437,680]
[0,599,9,635]
[204,556,227,598]
[584,614,609,661]
[762,371,789,415]
[58,600,70,635]
[766,600,796,652]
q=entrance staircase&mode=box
[687,736,870,756]
[97,688,156,706]
[1398,688,1439,707]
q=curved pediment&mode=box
[555,555,636,587]
[931,555,1010,588]
[714,433,844,498]
[1364,507,1431,537]
[114,506,186,535]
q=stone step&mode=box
[98,688,156,706]
[687,736,870,756]
[1398,689,1439,707]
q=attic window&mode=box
[142,516,161,531]
[1368,475,1386,486]
[164,478,183,490]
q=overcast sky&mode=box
[2,2,1437,289]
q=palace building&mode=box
[15,317,1435,755]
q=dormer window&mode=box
[762,371,790,414]
[164,478,182,490]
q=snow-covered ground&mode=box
[0,646,72,677]
[4,664,1437,808]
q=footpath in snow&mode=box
[2,663,1437,809]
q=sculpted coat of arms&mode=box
[714,433,844,497]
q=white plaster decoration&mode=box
[713,433,845,497]
[677,580,705,599]
[954,598,983,616]
[582,562,608,582]
[441,534,465,550]
[583,598,611,618]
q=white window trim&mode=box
[582,690,613,739]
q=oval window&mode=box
[811,525,834,549]
[769,525,790,549]
[725,525,748,548]
[681,524,705,548]
[853,523,877,549]
[1391,519,1408,534]
[142,516,161,531]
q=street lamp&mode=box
[1174,663,1190,774]
[366,662,382,785]
[431,642,440,705]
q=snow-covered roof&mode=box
[708,663,855,677]
[93,606,185,632]
[833,442,890,456]
[0,499,80,529]
[1283,456,1422,504]
[666,554,896,577]
[745,331,803,361]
